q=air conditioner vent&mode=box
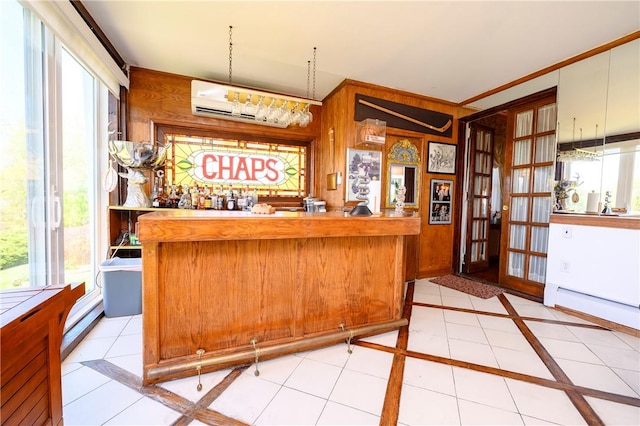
[191,80,321,128]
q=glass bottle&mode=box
[203,186,212,210]
[216,185,225,210]
[168,185,178,208]
[191,183,199,209]
[178,185,191,209]
[226,187,236,210]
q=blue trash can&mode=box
[99,257,142,317]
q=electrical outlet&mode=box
[560,260,570,273]
[562,226,572,239]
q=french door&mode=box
[463,125,494,273]
[499,96,557,298]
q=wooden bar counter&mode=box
[138,210,420,384]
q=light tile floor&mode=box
[61,279,640,425]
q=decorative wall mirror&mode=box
[386,138,421,209]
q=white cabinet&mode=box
[545,218,640,329]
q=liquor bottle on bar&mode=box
[236,187,246,211]
[209,185,216,210]
[226,186,236,210]
[178,185,191,209]
[191,183,199,209]
[216,186,225,210]
[197,185,206,210]
[168,185,178,209]
[243,185,253,211]
[203,186,212,210]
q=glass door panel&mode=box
[501,97,556,297]
[512,169,530,193]
[509,225,527,250]
[528,256,547,282]
[533,165,554,192]
[61,49,96,292]
[510,198,529,221]
[530,226,549,253]
[0,3,48,289]
[508,252,525,278]
[532,197,552,223]
[516,111,533,137]
[535,135,556,162]
[464,125,494,273]
[536,104,557,133]
[513,139,532,165]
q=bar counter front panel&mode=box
[138,210,421,384]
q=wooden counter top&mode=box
[550,213,640,230]
[138,210,421,242]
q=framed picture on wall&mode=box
[427,141,457,174]
[345,148,382,210]
[429,179,453,224]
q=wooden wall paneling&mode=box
[126,67,322,201]
[318,82,350,209]
[128,67,463,289]
[127,67,321,145]
[319,79,461,278]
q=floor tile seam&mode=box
[280,371,341,401]
[194,366,247,409]
[402,334,640,408]
[550,351,617,369]
[330,338,640,408]
[321,399,382,422]
[61,372,116,408]
[498,295,608,425]
[84,332,122,360]
[81,359,203,414]
[99,393,148,426]
[63,378,147,425]
[418,301,614,331]
[455,392,522,418]
[414,301,530,321]
[339,361,394,382]
[255,382,325,424]
[445,334,490,346]
[400,380,457,400]
[376,281,412,425]
[585,340,640,355]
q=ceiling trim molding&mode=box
[459,30,640,107]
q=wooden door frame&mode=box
[453,87,557,281]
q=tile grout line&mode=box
[497,293,605,425]
[378,280,414,425]
[355,340,640,407]
[75,284,640,425]
[413,301,612,330]
[81,359,248,426]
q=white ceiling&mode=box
[81,0,639,104]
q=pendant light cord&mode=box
[228,25,233,84]
[312,47,317,100]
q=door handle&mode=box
[502,205,508,211]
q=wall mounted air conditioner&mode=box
[191,80,321,128]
